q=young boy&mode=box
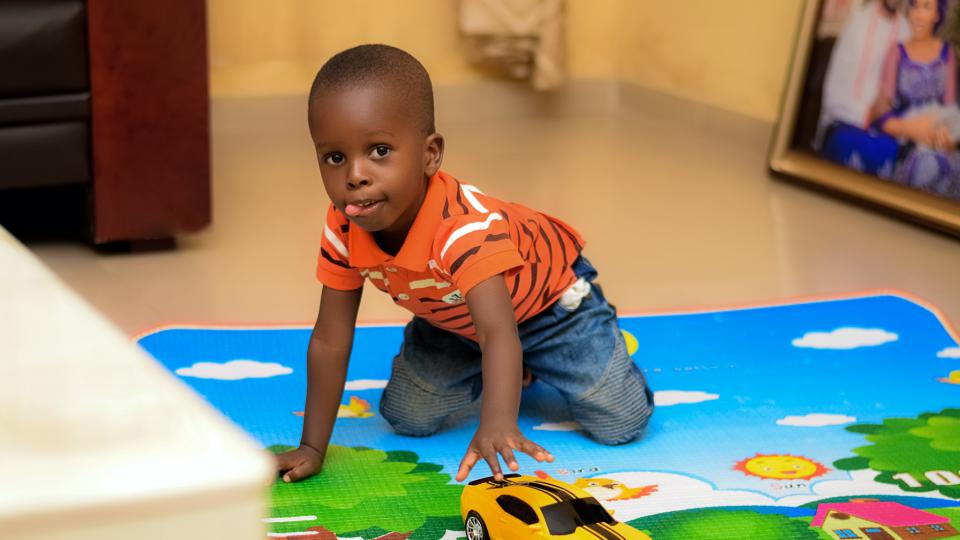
[276,44,653,484]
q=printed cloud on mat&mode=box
[776,413,856,427]
[344,379,388,390]
[938,346,960,358]
[791,327,898,349]
[175,359,292,380]
[654,390,719,406]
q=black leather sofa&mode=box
[0,1,90,238]
[0,0,210,246]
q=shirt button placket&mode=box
[382,263,397,288]
[389,266,410,303]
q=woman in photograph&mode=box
[818,0,908,177]
[874,0,960,198]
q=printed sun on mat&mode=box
[138,292,960,539]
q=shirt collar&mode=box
[348,172,446,271]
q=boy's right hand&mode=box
[455,420,554,482]
[275,444,324,483]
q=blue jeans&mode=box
[379,257,653,445]
[821,122,900,177]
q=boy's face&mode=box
[308,86,443,239]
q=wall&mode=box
[208,0,479,97]
[207,0,805,121]
[616,0,805,121]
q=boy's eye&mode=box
[325,153,344,166]
[370,145,390,158]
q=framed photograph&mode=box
[770,0,960,236]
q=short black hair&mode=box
[308,44,435,135]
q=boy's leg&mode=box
[379,317,483,436]
[564,330,654,444]
[520,257,654,445]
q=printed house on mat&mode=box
[811,499,956,540]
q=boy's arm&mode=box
[454,274,553,482]
[276,285,362,482]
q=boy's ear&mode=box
[423,132,444,177]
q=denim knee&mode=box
[568,339,654,445]
[379,351,478,437]
[379,396,443,437]
[574,387,654,445]
[379,360,445,437]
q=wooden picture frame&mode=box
[769,0,960,236]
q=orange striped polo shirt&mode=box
[316,170,585,340]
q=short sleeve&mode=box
[434,212,524,296]
[316,204,364,290]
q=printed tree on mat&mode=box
[269,445,463,539]
[834,409,960,499]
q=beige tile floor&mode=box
[27,83,960,337]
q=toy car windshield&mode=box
[540,496,616,535]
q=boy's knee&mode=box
[575,396,653,445]
[581,400,653,445]
[379,382,444,437]
[379,361,478,437]
[570,360,654,445]
[379,406,442,437]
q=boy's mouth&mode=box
[344,198,384,217]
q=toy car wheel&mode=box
[464,511,489,540]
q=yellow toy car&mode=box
[460,473,651,539]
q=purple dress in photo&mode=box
[883,42,960,199]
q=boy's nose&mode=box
[346,176,371,189]
[346,162,371,189]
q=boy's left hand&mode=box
[455,420,554,482]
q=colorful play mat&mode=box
[138,292,960,539]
